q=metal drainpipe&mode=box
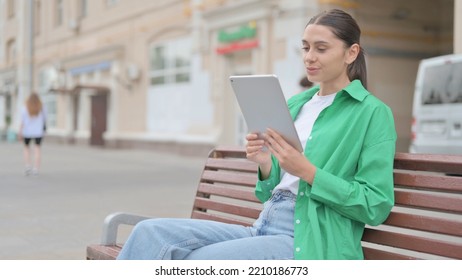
[29,0,34,90]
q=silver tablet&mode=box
[230,74,303,152]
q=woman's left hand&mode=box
[264,128,316,184]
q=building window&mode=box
[34,0,41,35]
[78,0,87,18]
[7,0,15,18]
[55,0,63,26]
[6,39,16,65]
[149,38,191,86]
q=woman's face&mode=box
[302,24,357,88]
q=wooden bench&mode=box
[86,146,462,260]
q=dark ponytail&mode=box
[348,46,367,89]
[307,9,367,89]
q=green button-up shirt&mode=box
[255,80,397,259]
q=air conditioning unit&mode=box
[126,64,141,81]
[69,19,80,32]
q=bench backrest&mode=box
[192,146,462,260]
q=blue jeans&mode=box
[117,190,296,260]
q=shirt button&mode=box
[296,219,301,224]
[308,135,313,140]
[300,192,304,196]
[296,247,301,252]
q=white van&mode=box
[410,54,462,155]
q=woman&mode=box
[19,92,47,176]
[117,9,396,260]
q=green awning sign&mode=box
[218,22,257,43]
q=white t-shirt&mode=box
[273,92,337,194]
[21,106,46,138]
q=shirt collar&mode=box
[342,79,369,102]
[303,79,369,102]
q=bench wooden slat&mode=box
[201,170,257,187]
[86,244,122,260]
[394,152,462,174]
[362,246,419,260]
[191,210,253,227]
[193,197,261,219]
[205,158,258,173]
[394,172,462,192]
[210,146,247,159]
[362,228,462,259]
[197,183,260,203]
[394,189,462,213]
[384,212,462,237]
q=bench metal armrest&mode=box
[100,212,151,246]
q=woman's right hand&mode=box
[246,133,272,180]
[245,133,271,165]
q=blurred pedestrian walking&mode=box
[299,76,314,89]
[18,92,47,176]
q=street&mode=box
[0,141,205,259]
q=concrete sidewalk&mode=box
[0,141,206,259]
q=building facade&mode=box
[0,0,458,155]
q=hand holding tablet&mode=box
[230,74,303,152]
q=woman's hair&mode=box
[307,9,367,88]
[26,92,43,116]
